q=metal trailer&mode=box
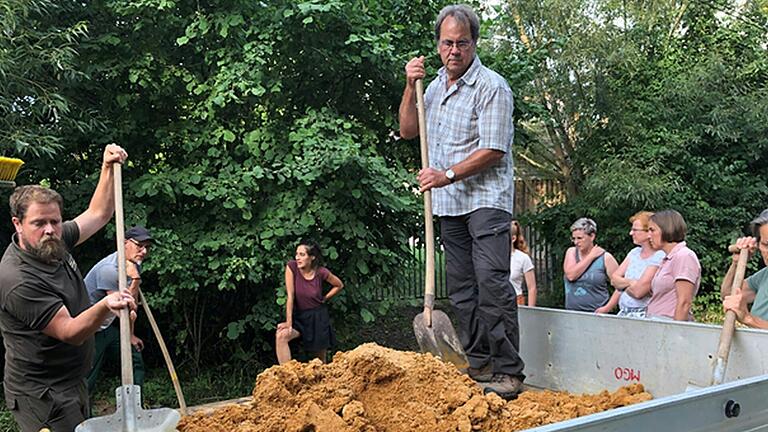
[519,306,768,431]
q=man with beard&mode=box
[0,144,137,432]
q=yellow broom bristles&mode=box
[0,157,24,182]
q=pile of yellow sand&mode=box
[179,343,651,432]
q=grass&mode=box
[90,362,262,415]
[0,408,18,432]
[0,362,264,431]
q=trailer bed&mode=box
[519,307,768,431]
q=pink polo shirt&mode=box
[646,242,701,321]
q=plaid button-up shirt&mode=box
[424,55,514,217]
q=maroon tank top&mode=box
[288,260,329,311]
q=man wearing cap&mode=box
[85,226,153,395]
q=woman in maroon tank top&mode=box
[276,240,344,364]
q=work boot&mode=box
[466,364,493,382]
[482,374,524,400]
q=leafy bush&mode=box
[692,290,726,325]
[7,0,444,370]
[510,1,768,307]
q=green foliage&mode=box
[3,0,767,375]
[506,0,768,304]
[0,0,94,158]
[692,290,726,325]
[8,0,444,369]
[0,406,19,432]
[90,364,261,412]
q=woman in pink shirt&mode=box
[276,240,344,364]
[646,210,701,321]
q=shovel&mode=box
[76,163,180,432]
[411,79,468,370]
[139,288,187,415]
[710,245,750,386]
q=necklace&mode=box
[300,269,316,280]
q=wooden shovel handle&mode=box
[711,247,750,386]
[416,79,435,318]
[113,163,134,386]
[140,289,187,414]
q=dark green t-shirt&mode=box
[0,221,94,395]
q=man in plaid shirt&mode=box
[398,4,524,399]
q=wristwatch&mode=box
[445,168,456,183]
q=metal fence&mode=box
[384,179,564,301]
[390,237,449,300]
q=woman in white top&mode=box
[509,220,537,306]
[609,211,666,318]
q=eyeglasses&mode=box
[440,39,473,51]
[630,228,647,232]
[128,238,151,251]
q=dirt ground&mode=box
[179,343,651,432]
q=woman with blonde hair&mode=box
[509,220,537,306]
[610,211,666,318]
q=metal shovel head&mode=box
[76,385,181,432]
[413,309,469,370]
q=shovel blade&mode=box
[76,385,180,432]
[413,309,469,370]
[413,311,441,358]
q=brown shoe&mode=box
[482,374,524,400]
[466,364,493,382]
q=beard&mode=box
[23,235,68,264]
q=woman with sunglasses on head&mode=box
[646,210,701,321]
[610,211,666,318]
[509,220,537,306]
[275,240,344,364]
[563,218,620,313]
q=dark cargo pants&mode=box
[86,322,145,395]
[5,381,89,432]
[440,208,525,379]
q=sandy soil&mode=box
[178,343,651,432]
